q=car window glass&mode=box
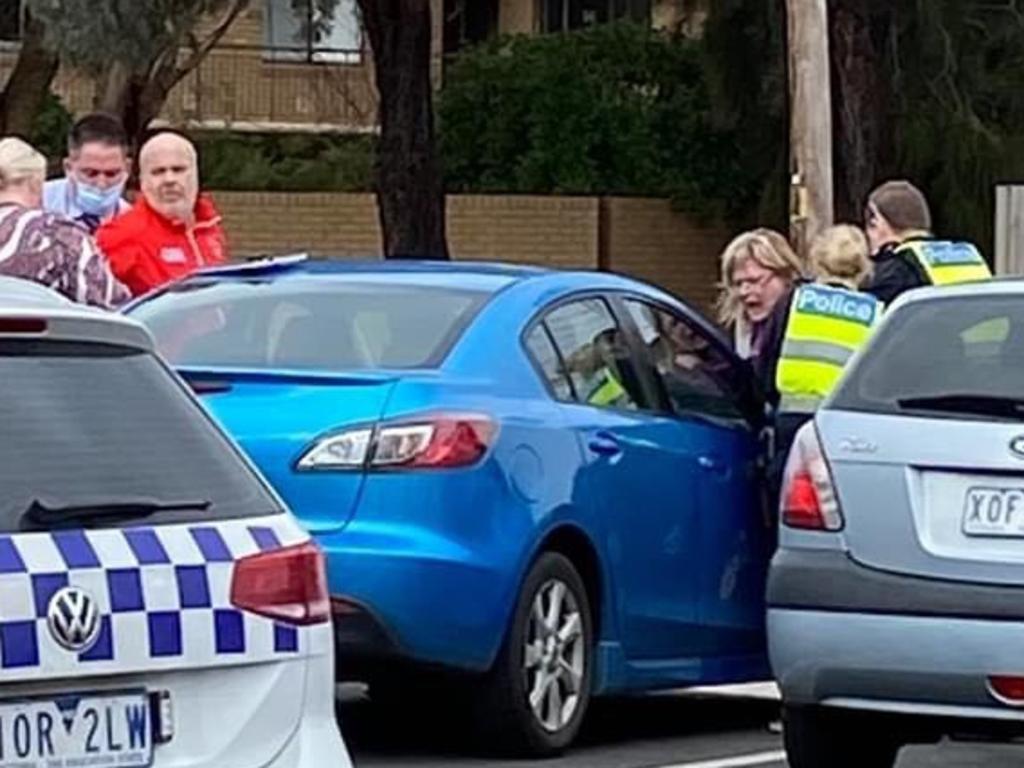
[131,281,490,371]
[0,340,282,531]
[544,298,645,411]
[833,296,1024,420]
[624,300,746,422]
[524,325,574,401]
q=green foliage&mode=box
[438,22,761,222]
[197,132,375,192]
[30,92,73,166]
[702,0,1024,253]
[26,0,236,76]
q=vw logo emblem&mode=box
[1011,436,1024,459]
[47,587,101,653]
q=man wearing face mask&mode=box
[43,113,131,233]
[97,130,228,297]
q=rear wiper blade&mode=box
[20,499,211,531]
[896,394,1024,419]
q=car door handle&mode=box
[588,433,622,457]
[698,454,727,475]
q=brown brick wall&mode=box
[215,192,599,268]
[213,192,728,307]
[605,197,731,314]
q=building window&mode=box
[542,0,650,32]
[0,0,23,43]
[264,0,362,64]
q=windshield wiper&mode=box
[19,498,212,531]
[896,394,1024,420]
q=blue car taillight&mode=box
[295,413,495,472]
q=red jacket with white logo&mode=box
[97,194,228,297]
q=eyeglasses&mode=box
[732,271,776,290]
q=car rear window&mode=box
[130,280,490,370]
[831,295,1024,421]
[0,340,282,531]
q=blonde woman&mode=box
[716,228,804,360]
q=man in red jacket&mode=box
[98,131,228,296]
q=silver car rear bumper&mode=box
[770,607,1024,721]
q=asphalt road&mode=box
[337,688,1024,768]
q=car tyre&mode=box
[478,552,594,757]
[783,705,900,768]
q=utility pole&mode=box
[786,0,834,258]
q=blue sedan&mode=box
[126,256,774,755]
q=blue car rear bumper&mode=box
[315,524,519,674]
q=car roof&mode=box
[890,276,1024,308]
[0,277,153,351]
[175,253,683,300]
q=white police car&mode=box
[0,278,352,767]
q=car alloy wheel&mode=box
[522,578,586,733]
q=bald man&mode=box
[98,131,228,296]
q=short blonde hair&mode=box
[716,228,804,326]
[809,224,872,289]
[0,137,45,190]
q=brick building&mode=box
[0,0,730,311]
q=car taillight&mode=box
[989,676,1024,706]
[780,422,844,531]
[230,542,329,626]
[296,414,495,471]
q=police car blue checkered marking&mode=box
[275,625,298,653]
[148,612,183,657]
[32,572,68,617]
[1,621,38,667]
[0,537,26,573]
[54,530,101,569]
[124,529,170,565]
[250,527,281,552]
[81,616,114,662]
[191,527,232,562]
[0,524,307,671]
[108,569,144,613]
[215,610,245,654]
[176,566,211,609]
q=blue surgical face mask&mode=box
[73,177,126,217]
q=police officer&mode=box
[759,225,882,503]
[863,180,991,304]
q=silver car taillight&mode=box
[780,422,844,531]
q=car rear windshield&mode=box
[831,295,1024,421]
[130,280,490,370]
[0,340,282,531]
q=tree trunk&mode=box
[0,10,59,137]
[828,0,893,222]
[786,0,834,257]
[356,0,449,259]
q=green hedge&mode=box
[437,23,759,221]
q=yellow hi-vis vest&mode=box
[585,367,629,408]
[776,283,882,413]
[896,240,992,286]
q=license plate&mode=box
[0,691,152,768]
[963,486,1024,537]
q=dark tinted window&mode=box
[0,341,281,530]
[832,296,1024,420]
[624,300,747,422]
[131,281,490,371]
[544,298,647,411]
[524,325,573,401]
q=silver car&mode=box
[769,279,1024,767]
